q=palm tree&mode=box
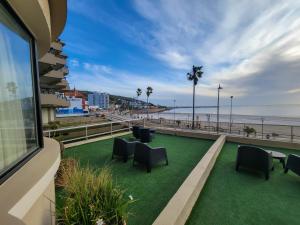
[146,86,153,119]
[187,65,203,129]
[136,88,142,109]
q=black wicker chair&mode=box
[236,145,273,180]
[284,154,300,176]
[132,126,142,139]
[112,138,137,162]
[133,142,168,172]
[140,128,154,143]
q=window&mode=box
[0,2,41,180]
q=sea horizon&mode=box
[139,104,300,126]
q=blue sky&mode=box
[61,0,300,106]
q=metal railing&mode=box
[43,118,144,143]
[43,114,300,144]
[145,118,300,143]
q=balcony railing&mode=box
[43,118,144,143]
[40,92,70,108]
[145,118,300,143]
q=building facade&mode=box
[0,1,67,224]
[39,39,70,124]
[88,92,110,109]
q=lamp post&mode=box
[261,117,264,139]
[206,114,211,132]
[217,84,223,133]
[173,99,176,124]
[229,96,233,133]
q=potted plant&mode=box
[57,165,134,225]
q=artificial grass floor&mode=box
[186,143,300,225]
[56,133,213,225]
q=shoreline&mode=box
[131,107,169,114]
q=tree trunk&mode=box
[147,96,149,119]
[192,83,195,129]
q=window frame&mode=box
[0,0,44,184]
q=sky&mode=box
[61,0,300,107]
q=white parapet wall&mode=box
[152,134,226,225]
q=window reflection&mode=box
[0,4,38,173]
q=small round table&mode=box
[266,150,286,169]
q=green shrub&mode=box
[57,165,133,225]
[243,126,256,137]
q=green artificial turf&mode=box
[56,133,213,225]
[186,143,300,225]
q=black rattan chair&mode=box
[112,138,137,162]
[284,154,300,176]
[132,126,142,139]
[133,142,168,172]
[140,128,154,143]
[236,145,273,180]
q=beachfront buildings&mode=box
[57,88,89,116]
[88,92,110,109]
[39,39,70,124]
[0,0,67,224]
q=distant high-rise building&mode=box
[88,92,109,109]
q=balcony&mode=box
[50,41,63,51]
[39,52,66,75]
[40,70,64,84]
[47,119,300,225]
[54,79,68,89]
[61,66,69,75]
[40,93,70,108]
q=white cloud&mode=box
[287,88,300,94]
[69,59,79,67]
[66,0,300,105]
[131,0,300,102]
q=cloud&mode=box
[67,61,226,104]
[288,89,300,94]
[83,63,112,74]
[131,0,300,102]
[65,0,300,105]
[69,59,79,67]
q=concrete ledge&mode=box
[226,135,300,150]
[152,135,226,225]
[155,128,220,141]
[64,131,131,149]
[0,138,60,225]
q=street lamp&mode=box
[229,96,233,133]
[217,84,223,133]
[173,99,176,124]
[261,117,264,139]
[206,114,211,132]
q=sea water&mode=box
[146,105,300,126]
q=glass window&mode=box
[0,4,39,176]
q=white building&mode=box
[88,92,109,109]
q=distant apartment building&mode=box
[88,92,110,109]
[39,39,70,124]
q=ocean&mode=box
[145,105,300,126]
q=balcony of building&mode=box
[50,41,63,52]
[40,93,70,108]
[39,70,65,85]
[39,52,66,75]
[54,79,68,89]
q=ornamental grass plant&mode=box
[57,163,133,225]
